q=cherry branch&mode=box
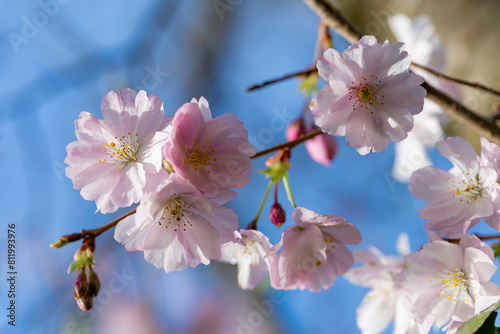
[410,62,500,99]
[297,0,500,142]
[51,208,136,248]
[447,234,500,242]
[247,67,316,91]
[52,128,325,248]
[250,128,323,159]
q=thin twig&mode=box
[51,209,136,248]
[247,67,316,91]
[301,0,500,142]
[423,81,500,139]
[54,129,325,247]
[411,62,500,99]
[447,234,500,243]
[250,128,324,159]
[302,0,362,44]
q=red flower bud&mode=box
[74,271,88,299]
[76,295,93,311]
[269,203,286,228]
[87,270,101,297]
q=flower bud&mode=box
[269,203,286,228]
[285,118,306,142]
[74,270,88,299]
[305,132,337,166]
[76,295,93,311]
[87,270,101,297]
[50,235,70,249]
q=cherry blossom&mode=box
[345,234,416,334]
[114,173,238,273]
[219,229,273,290]
[270,207,361,292]
[163,97,255,197]
[409,136,500,238]
[395,234,500,333]
[65,89,172,213]
[310,35,426,155]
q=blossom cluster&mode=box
[346,233,500,334]
[220,207,361,291]
[63,21,500,332]
[65,89,362,290]
[66,90,255,273]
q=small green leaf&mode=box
[67,252,89,274]
[457,299,500,334]
[475,311,500,334]
[298,73,319,96]
[491,242,500,259]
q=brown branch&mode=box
[250,128,324,159]
[446,234,500,243]
[301,0,500,142]
[51,208,136,248]
[411,62,500,99]
[53,129,325,248]
[247,67,316,91]
[423,81,500,140]
[302,0,362,44]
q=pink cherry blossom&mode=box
[310,35,426,155]
[163,97,255,197]
[305,128,337,166]
[345,234,414,334]
[114,173,238,273]
[219,229,273,290]
[394,234,500,333]
[270,207,361,292]
[65,89,172,213]
[409,136,500,238]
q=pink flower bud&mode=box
[305,132,337,166]
[269,203,286,228]
[74,271,88,299]
[76,295,93,311]
[87,270,101,297]
[286,118,306,142]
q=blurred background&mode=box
[1,0,500,333]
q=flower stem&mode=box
[274,179,279,203]
[246,179,274,230]
[282,171,297,208]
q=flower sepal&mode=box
[259,149,291,182]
